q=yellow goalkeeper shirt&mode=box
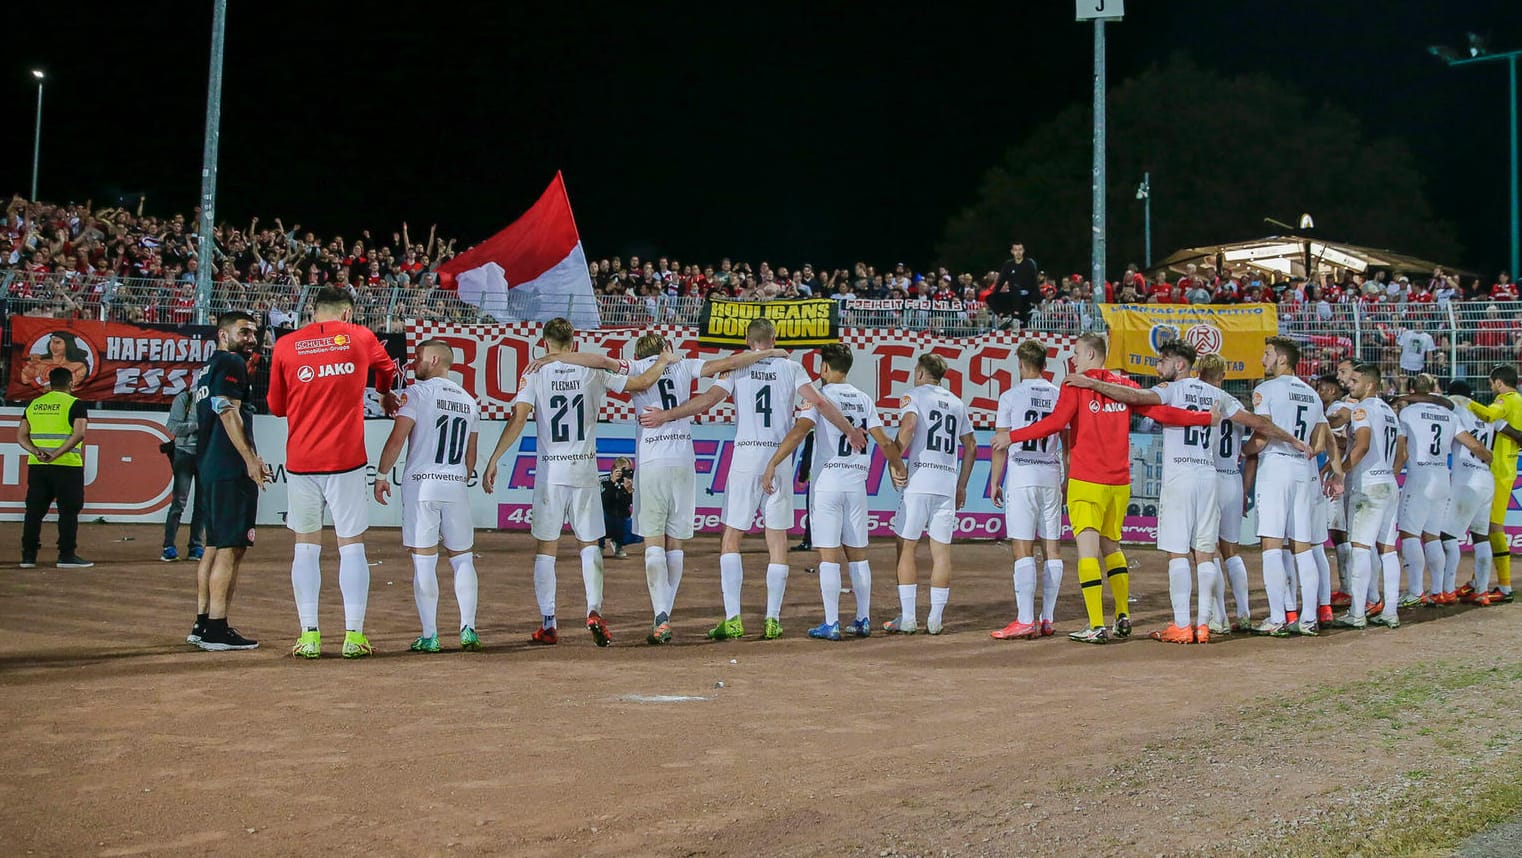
[1468,390,1522,482]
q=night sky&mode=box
[5,0,1519,274]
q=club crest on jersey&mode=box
[1353,408,1368,420]
[1148,324,1180,354]
[1184,324,1223,355]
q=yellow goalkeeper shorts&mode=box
[1067,478,1129,542]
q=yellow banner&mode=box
[696,298,841,347]
[1096,304,1279,379]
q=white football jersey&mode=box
[803,382,883,493]
[1397,330,1435,372]
[1347,396,1400,491]
[1451,403,1493,482]
[1398,402,1456,473]
[728,356,813,472]
[397,376,480,503]
[1252,374,1326,478]
[1212,413,1250,476]
[995,378,1063,489]
[512,362,621,486]
[902,383,969,497]
[1326,399,1352,441]
[625,356,729,469]
[1154,377,1242,478]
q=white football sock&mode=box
[1473,538,1494,593]
[1336,542,1353,591]
[1196,561,1219,628]
[644,546,670,621]
[818,562,842,625]
[1402,537,1426,596]
[1295,550,1318,621]
[765,563,788,620]
[533,554,556,627]
[450,553,478,630]
[337,543,370,633]
[1422,540,1445,595]
[581,544,604,614]
[1262,548,1288,624]
[1226,554,1250,619]
[848,560,872,621]
[1349,547,1372,619]
[1041,559,1063,622]
[1442,539,1461,595]
[1013,557,1037,625]
[291,542,322,630]
[412,552,440,638]
[928,586,950,626]
[1380,551,1401,619]
[1167,557,1192,628]
[1312,545,1331,607]
[665,550,685,616]
[719,553,743,619]
[897,584,917,626]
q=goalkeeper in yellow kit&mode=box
[1466,364,1522,603]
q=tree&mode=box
[937,55,1461,278]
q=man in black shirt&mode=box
[991,242,1040,329]
[188,311,267,652]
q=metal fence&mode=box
[3,268,1519,404]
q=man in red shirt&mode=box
[269,287,399,659]
[997,332,1218,643]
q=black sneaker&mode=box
[791,541,812,552]
[186,620,206,645]
[19,555,37,569]
[1112,613,1132,639]
[196,624,259,651]
[56,555,94,569]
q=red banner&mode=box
[7,317,219,403]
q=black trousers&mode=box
[22,465,85,557]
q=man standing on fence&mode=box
[161,387,205,563]
[17,367,92,570]
[989,242,1038,330]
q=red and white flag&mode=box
[437,172,599,329]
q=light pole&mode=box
[1077,0,1125,321]
[30,70,44,201]
[1430,36,1521,283]
[1135,172,1151,270]
[195,0,228,325]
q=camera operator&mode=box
[600,456,635,559]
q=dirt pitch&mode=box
[3,524,1521,858]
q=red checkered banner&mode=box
[406,322,1079,427]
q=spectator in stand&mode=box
[1396,320,1438,391]
[1186,278,1212,304]
[1493,271,1518,301]
[989,242,1039,329]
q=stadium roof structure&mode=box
[1152,235,1474,281]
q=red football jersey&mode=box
[268,320,397,474]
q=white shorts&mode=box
[1216,472,1244,545]
[286,468,369,538]
[634,465,696,541]
[1158,473,1221,554]
[1398,470,1451,536]
[531,481,604,542]
[722,466,794,532]
[895,492,955,543]
[401,491,473,552]
[1004,484,1063,542]
[810,489,869,549]
[1328,491,1348,533]
[1254,463,1316,541]
[1348,483,1399,548]
[1447,477,1495,537]
[1309,480,1330,543]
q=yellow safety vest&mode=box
[25,390,83,467]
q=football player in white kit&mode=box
[1333,363,1404,629]
[481,317,672,647]
[1323,358,1362,610]
[886,353,976,636]
[1394,374,1459,608]
[1443,380,1499,604]
[1059,342,1306,643]
[1200,354,1256,632]
[989,340,1067,641]
[1251,336,1343,637]
[760,344,904,640]
[374,340,483,653]
[638,318,866,641]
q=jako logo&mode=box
[318,362,356,378]
[297,366,315,382]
